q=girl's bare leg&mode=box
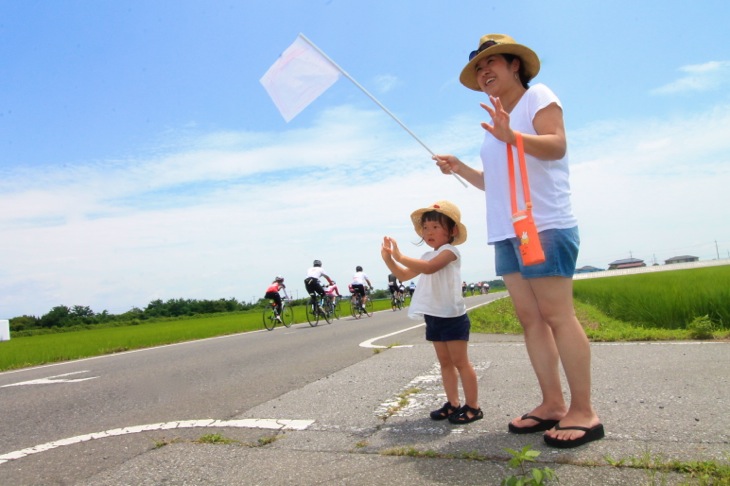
[445,340,479,411]
[433,341,460,407]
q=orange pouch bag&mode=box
[507,133,545,266]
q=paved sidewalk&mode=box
[7,336,730,485]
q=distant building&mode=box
[665,255,699,264]
[608,258,646,270]
[575,265,603,273]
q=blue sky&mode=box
[2,0,729,318]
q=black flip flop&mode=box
[508,414,560,434]
[543,423,605,448]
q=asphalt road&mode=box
[1,293,728,485]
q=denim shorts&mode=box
[494,226,579,278]
[425,314,471,342]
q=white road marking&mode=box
[0,418,314,465]
[1,370,98,387]
[359,300,494,349]
[359,323,421,349]
[374,360,492,423]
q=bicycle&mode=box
[403,287,415,307]
[305,292,332,327]
[350,291,373,319]
[399,289,409,307]
[324,295,341,320]
[397,286,409,306]
[390,290,403,311]
[263,299,294,331]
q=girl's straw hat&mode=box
[460,33,540,91]
[410,200,468,246]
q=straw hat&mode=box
[410,200,467,246]
[460,33,540,91]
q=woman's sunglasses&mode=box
[468,40,498,61]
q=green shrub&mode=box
[687,315,714,339]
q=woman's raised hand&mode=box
[480,96,516,145]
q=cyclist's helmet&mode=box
[356,266,363,272]
[275,276,284,282]
[313,259,322,267]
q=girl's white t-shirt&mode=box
[480,83,577,243]
[408,244,466,320]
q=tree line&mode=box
[9,279,505,335]
[9,297,252,334]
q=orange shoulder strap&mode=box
[506,132,532,214]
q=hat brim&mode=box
[410,207,468,246]
[459,44,540,91]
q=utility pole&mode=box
[716,240,720,260]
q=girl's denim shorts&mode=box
[494,226,580,279]
[425,314,471,342]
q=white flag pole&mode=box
[298,34,467,188]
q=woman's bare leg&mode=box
[528,277,600,440]
[504,273,567,429]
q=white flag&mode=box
[260,34,342,122]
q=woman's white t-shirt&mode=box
[408,244,466,320]
[480,83,577,243]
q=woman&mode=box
[264,276,288,319]
[434,34,603,448]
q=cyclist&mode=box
[408,281,416,297]
[304,260,334,309]
[351,265,373,309]
[324,280,342,307]
[387,273,402,302]
[264,276,289,320]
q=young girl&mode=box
[381,200,482,424]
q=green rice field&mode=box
[471,265,730,341]
[571,266,730,329]
[2,266,728,372]
[0,298,392,372]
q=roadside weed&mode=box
[502,446,557,486]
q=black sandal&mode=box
[429,401,460,421]
[448,405,484,424]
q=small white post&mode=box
[0,319,9,341]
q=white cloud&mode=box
[0,105,489,317]
[373,74,399,93]
[569,105,730,264]
[2,103,730,318]
[651,60,730,95]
